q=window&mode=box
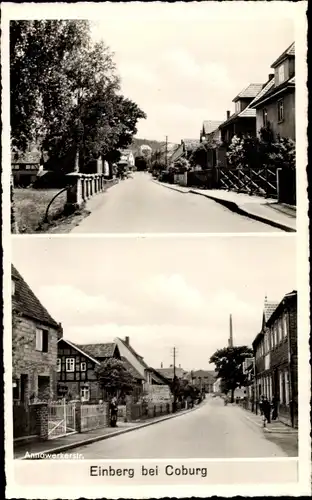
[278,99,284,122]
[283,314,288,338]
[80,386,90,401]
[263,108,268,127]
[235,101,241,113]
[278,320,283,343]
[278,64,285,84]
[65,358,75,372]
[12,279,15,296]
[57,358,61,372]
[35,328,48,352]
[81,362,87,372]
[285,370,290,405]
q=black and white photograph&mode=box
[11,236,298,460]
[2,0,309,498]
[8,6,297,234]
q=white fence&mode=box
[80,404,108,432]
[48,401,76,440]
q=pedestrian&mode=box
[259,395,265,416]
[271,395,278,420]
[262,396,271,425]
[110,396,118,428]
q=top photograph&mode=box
[9,7,297,234]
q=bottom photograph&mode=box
[11,235,297,460]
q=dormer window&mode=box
[278,64,285,84]
[235,101,241,113]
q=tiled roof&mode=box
[76,342,117,359]
[202,120,224,135]
[250,76,295,108]
[59,339,100,365]
[249,78,275,108]
[121,356,145,380]
[156,367,186,379]
[182,139,201,152]
[233,84,264,102]
[117,337,149,369]
[147,367,171,385]
[271,42,295,68]
[12,265,59,328]
[186,370,217,380]
[238,107,256,118]
[264,298,279,322]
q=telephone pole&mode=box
[228,314,233,347]
[171,346,178,412]
[165,135,168,168]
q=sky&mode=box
[12,236,296,371]
[90,3,294,143]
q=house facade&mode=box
[57,339,121,402]
[253,291,297,427]
[12,265,60,404]
[186,370,216,393]
[199,120,227,168]
[219,83,264,145]
[11,150,45,187]
[249,43,295,141]
[119,149,135,169]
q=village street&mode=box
[72,397,288,459]
[71,172,281,233]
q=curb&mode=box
[19,403,203,459]
[239,410,298,435]
[153,180,295,232]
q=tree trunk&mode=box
[11,174,19,234]
[231,389,235,403]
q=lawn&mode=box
[14,188,67,234]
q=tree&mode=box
[209,346,253,402]
[94,358,136,401]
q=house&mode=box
[12,265,60,404]
[11,150,46,187]
[249,43,295,141]
[116,337,169,391]
[253,291,297,427]
[219,83,264,145]
[200,120,223,143]
[199,120,227,168]
[57,339,123,402]
[156,364,187,381]
[118,149,135,170]
[185,370,217,393]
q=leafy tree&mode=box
[94,358,136,401]
[209,346,253,402]
[135,155,148,171]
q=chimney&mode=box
[268,73,274,81]
[226,110,230,120]
[161,362,163,368]
[125,336,130,346]
[170,364,173,368]
[179,364,181,368]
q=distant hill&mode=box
[131,137,179,156]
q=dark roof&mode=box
[182,139,201,152]
[12,265,59,328]
[117,337,149,369]
[156,367,186,379]
[264,298,279,322]
[249,78,275,108]
[75,342,117,359]
[121,357,145,380]
[271,42,295,68]
[202,121,223,135]
[186,370,217,380]
[58,339,100,365]
[219,106,256,128]
[147,367,171,385]
[233,83,264,102]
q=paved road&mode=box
[72,172,280,233]
[73,397,287,459]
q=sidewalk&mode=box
[15,403,201,459]
[233,404,298,434]
[155,181,296,232]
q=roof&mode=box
[233,84,264,102]
[12,265,59,328]
[263,298,279,323]
[186,370,217,380]
[75,342,117,359]
[249,76,295,109]
[147,367,171,385]
[156,367,186,379]
[202,120,223,135]
[182,139,201,152]
[117,337,149,370]
[121,356,145,380]
[271,42,295,68]
[58,338,100,365]
[266,291,297,326]
[219,106,256,128]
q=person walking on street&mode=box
[262,396,271,426]
[110,396,118,427]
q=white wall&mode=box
[115,338,146,379]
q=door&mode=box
[20,374,28,403]
[38,375,50,401]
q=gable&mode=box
[57,338,100,365]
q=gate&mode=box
[48,400,77,439]
[218,166,278,198]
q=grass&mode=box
[14,188,67,234]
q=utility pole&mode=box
[171,346,177,412]
[173,346,176,380]
[228,314,233,347]
[165,135,168,168]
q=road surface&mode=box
[72,172,281,233]
[73,397,287,458]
